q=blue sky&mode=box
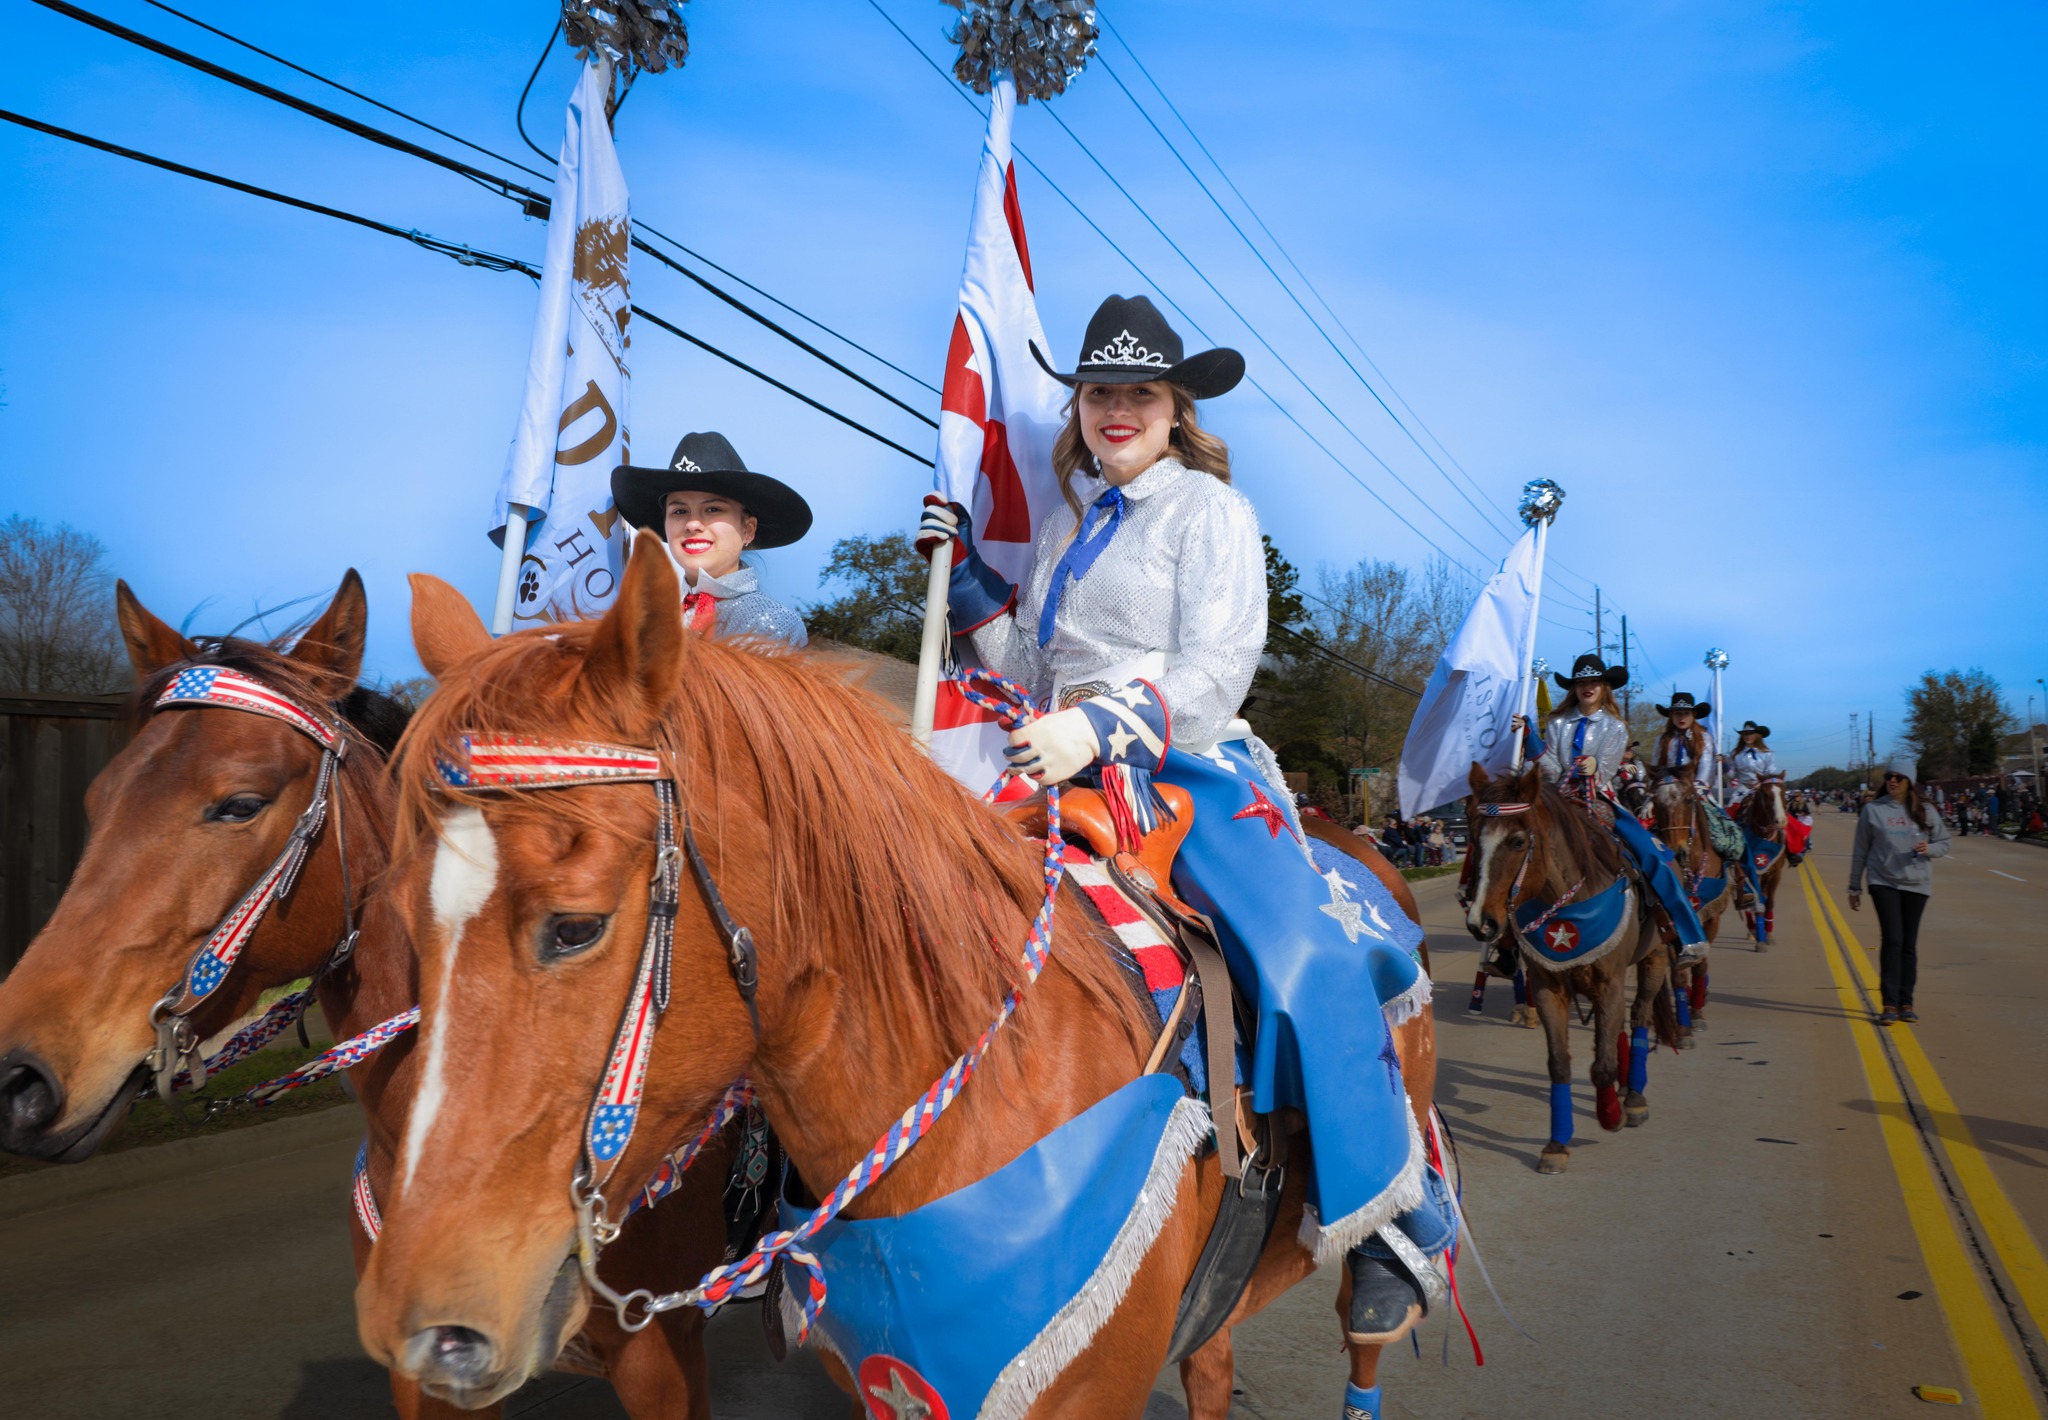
[4,1,2044,773]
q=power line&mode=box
[859,0,1492,584]
[35,0,942,414]
[2,106,933,469]
[1269,623,1422,698]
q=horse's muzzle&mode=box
[402,1325,506,1410]
[1467,912,1501,943]
[0,1050,140,1162]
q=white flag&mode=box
[492,60,632,625]
[1398,527,1543,816]
[929,77,1068,796]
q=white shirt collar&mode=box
[1074,455,1190,506]
[662,541,758,599]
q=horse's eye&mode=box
[207,794,268,824]
[1506,833,1526,849]
[541,914,608,961]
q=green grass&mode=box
[1400,864,1461,882]
[0,1039,352,1182]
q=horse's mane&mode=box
[1472,771,1625,878]
[395,626,1150,1058]
[133,635,413,757]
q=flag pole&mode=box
[490,504,534,635]
[910,540,953,751]
[1509,479,1565,773]
[1706,647,1730,804]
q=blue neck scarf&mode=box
[1037,485,1127,647]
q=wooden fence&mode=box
[0,692,131,977]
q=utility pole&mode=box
[1868,711,1876,769]
[1851,713,1860,774]
[1594,586,1603,661]
[1620,616,1632,722]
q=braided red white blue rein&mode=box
[540,669,1067,1341]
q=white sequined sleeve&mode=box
[962,512,1067,702]
[1158,483,1266,747]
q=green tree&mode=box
[802,533,929,661]
[0,516,123,693]
[1905,668,2012,779]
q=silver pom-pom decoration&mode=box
[941,0,1099,104]
[563,0,690,84]
[1532,656,1550,677]
[1704,647,1730,670]
[1518,477,1565,526]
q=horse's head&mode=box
[1749,776,1788,835]
[360,536,785,1405]
[0,574,387,1162]
[1651,761,1697,832]
[1464,761,1546,942]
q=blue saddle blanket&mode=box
[786,1074,1207,1420]
[1513,872,1632,964]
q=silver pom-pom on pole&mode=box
[562,0,691,114]
[939,0,1100,103]
[1508,479,1566,772]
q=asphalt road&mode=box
[2,812,2042,1418]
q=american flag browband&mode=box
[435,734,665,790]
[156,666,341,750]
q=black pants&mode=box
[1869,885,1929,1007]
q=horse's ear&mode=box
[577,528,683,733]
[409,575,492,679]
[289,570,368,690]
[1467,761,1491,797]
[115,579,197,682]
[1516,763,1543,800]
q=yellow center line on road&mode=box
[1795,865,2043,1418]
[1807,860,2048,1345]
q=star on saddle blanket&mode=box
[781,1074,1210,1420]
[1511,873,1633,966]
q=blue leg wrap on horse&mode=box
[1549,1080,1574,1145]
[1630,1024,1650,1093]
[1675,986,1692,1029]
[1344,1382,1384,1420]
[1610,811,1710,945]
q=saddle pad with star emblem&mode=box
[1741,826,1784,874]
[1159,737,1428,1262]
[780,1073,1211,1420]
[1510,872,1633,965]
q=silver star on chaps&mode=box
[866,1366,933,1420]
[1319,866,1367,942]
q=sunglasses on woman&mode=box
[1885,773,1908,783]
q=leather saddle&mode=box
[1004,784,1196,912]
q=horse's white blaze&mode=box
[1467,825,1501,931]
[400,807,498,1196]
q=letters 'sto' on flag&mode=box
[929,77,1069,796]
[492,60,632,626]
[1398,527,1543,818]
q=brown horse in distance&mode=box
[1735,776,1790,947]
[355,531,1440,1418]
[1465,763,1679,1172]
[0,576,729,1419]
[1651,762,1738,1034]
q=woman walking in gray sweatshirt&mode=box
[1848,756,1953,1024]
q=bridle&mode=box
[144,667,362,1102]
[1473,797,1592,942]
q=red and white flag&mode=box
[929,77,1068,797]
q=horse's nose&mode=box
[0,1050,63,1139]
[1473,915,1500,943]
[402,1325,501,1398]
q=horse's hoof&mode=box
[1538,1146,1570,1175]
[1624,1095,1650,1128]
[1681,1033,1697,1050]
[1756,940,1770,952]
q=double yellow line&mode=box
[1798,861,2048,1416]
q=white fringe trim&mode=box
[1296,1105,1429,1266]
[1382,970,1433,1029]
[976,1096,1212,1420]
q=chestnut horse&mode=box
[1465,763,1678,1174]
[354,534,1440,1419]
[0,577,728,1419]
[1733,776,1789,947]
[1651,762,1737,1035]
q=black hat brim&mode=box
[1554,666,1629,691]
[1029,341,1245,400]
[1740,724,1772,739]
[1655,701,1712,719]
[610,464,813,550]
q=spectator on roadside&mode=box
[1848,756,1951,1027]
[1427,820,1448,867]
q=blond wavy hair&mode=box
[1051,382,1231,523]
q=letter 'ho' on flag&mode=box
[492,59,632,626]
[929,76,1068,795]
[1398,526,1543,817]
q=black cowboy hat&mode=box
[1656,691,1712,718]
[1737,719,1772,739]
[1029,295,1245,400]
[1552,652,1628,691]
[611,432,813,550]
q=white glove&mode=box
[915,496,961,559]
[1004,705,1100,786]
